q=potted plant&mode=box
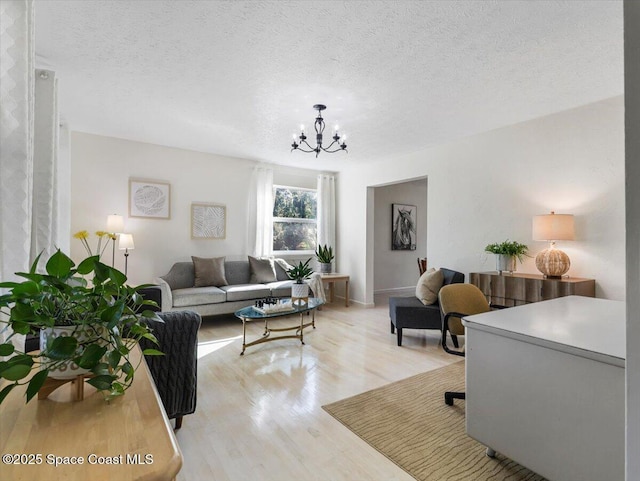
[286,258,314,304]
[315,244,334,273]
[0,250,162,405]
[484,240,530,274]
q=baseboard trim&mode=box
[374,287,415,295]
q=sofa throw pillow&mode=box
[273,258,294,281]
[191,256,228,287]
[416,268,444,305]
[248,256,277,284]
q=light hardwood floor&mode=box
[175,295,458,481]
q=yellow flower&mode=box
[74,230,113,258]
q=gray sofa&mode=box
[155,260,295,316]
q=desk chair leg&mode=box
[451,335,459,348]
[175,416,183,430]
[444,391,465,406]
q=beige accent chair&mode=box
[438,283,491,406]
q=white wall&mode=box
[624,2,640,478]
[373,178,427,293]
[70,132,321,285]
[339,96,625,305]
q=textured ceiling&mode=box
[34,0,623,172]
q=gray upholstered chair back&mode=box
[441,268,465,287]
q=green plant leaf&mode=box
[77,256,98,275]
[0,343,15,356]
[0,383,16,404]
[45,336,78,360]
[141,332,159,345]
[102,303,125,328]
[122,362,134,382]
[108,268,127,286]
[86,374,116,391]
[45,250,74,277]
[107,350,122,369]
[10,281,40,296]
[25,369,49,402]
[10,302,36,322]
[77,344,107,369]
[142,348,164,356]
[9,320,30,335]
[0,362,33,381]
[91,362,111,376]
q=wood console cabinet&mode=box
[470,272,595,307]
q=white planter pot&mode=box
[495,254,516,274]
[40,325,98,379]
[291,283,309,303]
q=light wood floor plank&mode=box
[175,295,457,480]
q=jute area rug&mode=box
[322,362,546,481]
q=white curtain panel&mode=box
[316,173,336,252]
[253,166,274,257]
[31,68,60,264]
[0,0,34,348]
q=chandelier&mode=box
[291,104,347,158]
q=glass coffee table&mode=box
[234,298,323,355]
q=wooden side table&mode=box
[470,271,595,307]
[320,273,350,307]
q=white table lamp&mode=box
[118,233,135,276]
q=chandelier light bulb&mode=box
[300,124,305,132]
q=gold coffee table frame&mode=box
[234,298,323,355]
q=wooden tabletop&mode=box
[0,345,182,481]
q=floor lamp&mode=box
[106,214,124,267]
[118,234,134,276]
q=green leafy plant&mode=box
[0,250,162,405]
[315,244,334,264]
[286,259,314,284]
[484,240,530,263]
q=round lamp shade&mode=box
[106,214,124,234]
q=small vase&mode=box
[495,255,516,274]
[40,325,97,379]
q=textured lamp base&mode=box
[535,248,570,278]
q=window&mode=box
[272,185,317,252]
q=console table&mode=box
[469,271,595,307]
[320,273,350,307]
[462,296,625,481]
[0,345,182,481]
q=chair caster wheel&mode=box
[486,447,496,458]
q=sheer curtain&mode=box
[253,166,274,257]
[0,1,67,348]
[317,173,336,251]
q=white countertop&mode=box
[463,296,626,366]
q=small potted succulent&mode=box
[315,244,334,273]
[0,249,162,405]
[484,240,530,274]
[286,259,314,304]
